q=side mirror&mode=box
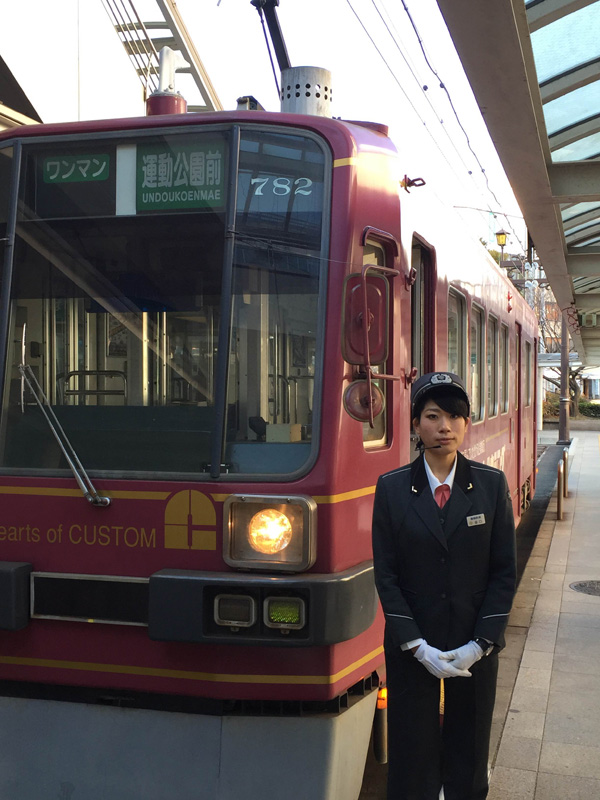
[342,273,389,365]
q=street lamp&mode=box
[495,229,508,266]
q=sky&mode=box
[0,0,526,253]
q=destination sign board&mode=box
[136,142,226,212]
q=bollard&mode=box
[563,448,569,498]
[557,461,564,520]
[373,688,388,764]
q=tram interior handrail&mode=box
[18,364,111,508]
[57,370,128,405]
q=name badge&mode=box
[467,514,486,527]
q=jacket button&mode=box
[441,557,446,564]
[441,593,447,599]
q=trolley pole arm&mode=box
[250,0,292,72]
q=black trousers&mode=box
[385,646,498,800]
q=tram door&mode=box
[409,238,434,457]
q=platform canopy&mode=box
[436,0,600,366]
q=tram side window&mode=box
[448,288,466,380]
[499,323,509,413]
[224,130,325,473]
[470,305,484,422]
[226,243,319,461]
[515,330,521,411]
[0,148,13,298]
[525,340,532,406]
[362,242,387,447]
[487,315,498,417]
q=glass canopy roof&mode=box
[436,0,600,362]
[531,4,600,84]
[529,0,600,303]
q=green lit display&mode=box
[43,154,110,183]
[268,599,302,625]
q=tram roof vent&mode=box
[280,66,332,118]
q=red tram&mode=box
[0,83,537,798]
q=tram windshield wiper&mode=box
[18,364,111,508]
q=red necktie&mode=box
[434,484,450,508]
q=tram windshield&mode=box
[0,128,326,477]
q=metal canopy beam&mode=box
[563,207,600,231]
[549,162,600,202]
[527,0,597,32]
[540,60,600,103]
[549,115,600,151]
[574,293,600,310]
[567,253,600,275]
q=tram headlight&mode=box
[223,495,317,572]
[248,509,293,554]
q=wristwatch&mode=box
[474,637,494,656]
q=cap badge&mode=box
[430,373,453,385]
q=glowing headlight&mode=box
[223,494,317,572]
[248,509,293,554]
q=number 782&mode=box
[250,177,313,196]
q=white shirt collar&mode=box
[423,455,457,495]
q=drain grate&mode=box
[570,580,600,596]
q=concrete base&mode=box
[0,689,377,800]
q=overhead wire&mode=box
[369,1,477,181]
[343,1,434,134]
[371,2,524,249]
[392,0,525,250]
[377,0,524,247]
[344,0,504,241]
[371,0,519,242]
[345,0,507,242]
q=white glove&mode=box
[439,640,483,671]
[414,641,472,679]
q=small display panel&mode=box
[33,146,116,218]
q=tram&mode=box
[0,66,537,799]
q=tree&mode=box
[543,365,584,416]
[534,285,582,416]
[479,238,501,265]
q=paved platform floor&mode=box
[489,429,600,799]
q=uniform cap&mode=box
[411,371,470,417]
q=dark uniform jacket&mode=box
[372,452,516,653]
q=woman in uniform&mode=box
[372,371,516,800]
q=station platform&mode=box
[489,428,600,799]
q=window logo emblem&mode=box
[164,490,216,550]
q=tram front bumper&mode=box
[3,560,377,647]
[148,561,377,646]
